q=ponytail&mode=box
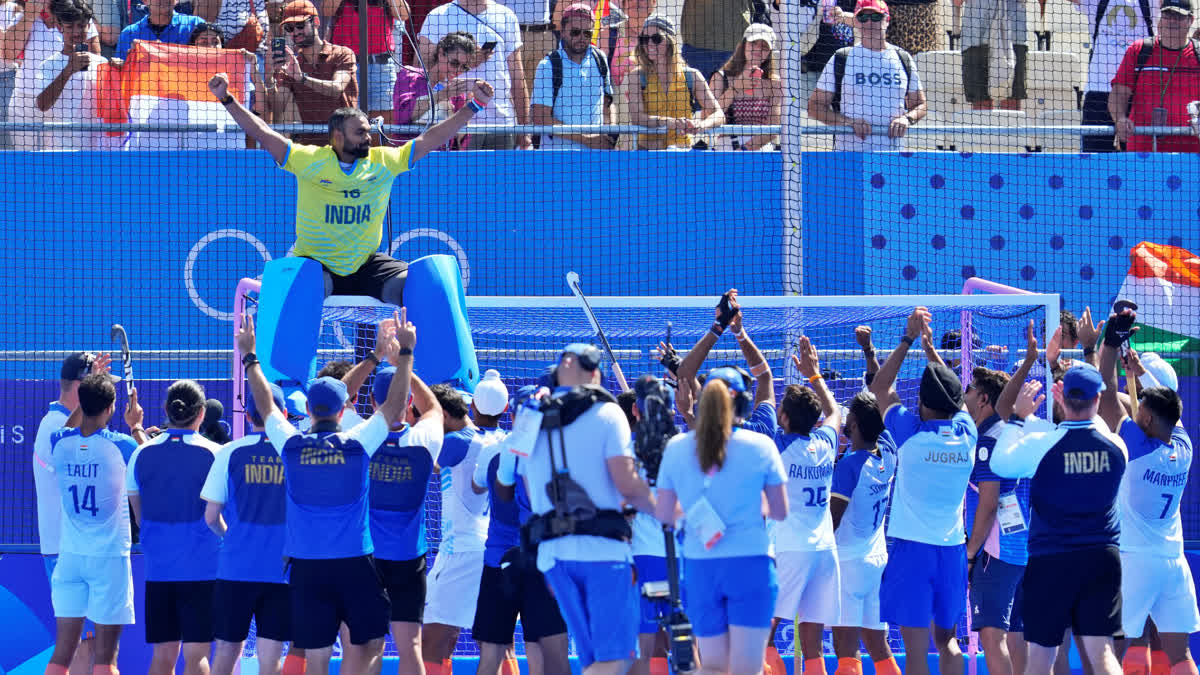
[696,379,733,474]
[165,379,205,427]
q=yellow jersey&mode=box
[282,141,414,276]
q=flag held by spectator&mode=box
[99,41,251,149]
[1116,241,1200,376]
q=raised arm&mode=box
[855,325,881,385]
[678,289,741,381]
[209,72,290,165]
[729,293,774,407]
[408,373,442,426]
[996,320,1037,419]
[991,380,1052,479]
[341,319,397,399]
[1098,308,1134,432]
[376,310,416,426]
[869,307,930,409]
[793,335,840,431]
[410,79,495,162]
[236,314,280,422]
[1075,306,1104,369]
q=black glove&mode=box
[1103,308,1138,347]
[716,291,740,329]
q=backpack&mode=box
[639,68,701,113]
[830,45,915,113]
[1128,38,1200,94]
[548,46,613,109]
[1090,0,1154,62]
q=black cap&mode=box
[60,352,121,382]
[1162,0,1193,14]
[919,362,963,414]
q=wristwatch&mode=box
[903,113,916,126]
[220,94,235,106]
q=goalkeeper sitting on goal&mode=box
[207,71,494,305]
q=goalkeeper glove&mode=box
[715,291,740,329]
[1103,307,1138,348]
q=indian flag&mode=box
[1115,241,1200,376]
[98,41,251,150]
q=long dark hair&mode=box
[717,37,776,80]
[166,380,206,427]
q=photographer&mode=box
[655,372,789,675]
[516,343,654,674]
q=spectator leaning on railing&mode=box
[709,22,781,151]
[1109,0,1200,153]
[531,3,615,150]
[115,0,205,58]
[392,30,476,146]
[807,0,926,152]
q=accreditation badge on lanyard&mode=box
[504,404,543,458]
[997,486,1027,535]
[685,470,727,550]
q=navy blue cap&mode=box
[1161,0,1193,14]
[1063,363,1106,399]
[307,376,349,417]
[706,366,748,393]
[246,383,286,425]
[373,367,397,406]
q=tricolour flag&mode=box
[1115,242,1200,376]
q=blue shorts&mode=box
[1010,574,1025,633]
[969,552,1025,632]
[635,555,668,634]
[880,539,966,630]
[44,555,97,638]
[543,560,639,668]
[367,58,398,112]
[682,555,778,638]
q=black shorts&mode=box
[213,579,291,643]
[1022,546,1122,647]
[319,252,408,301]
[377,555,426,623]
[472,548,567,645]
[289,555,391,649]
[144,580,216,644]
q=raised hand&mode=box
[124,386,144,429]
[395,308,416,349]
[1023,319,1038,364]
[905,306,931,339]
[470,79,494,106]
[1015,380,1045,419]
[854,325,873,350]
[236,313,257,355]
[208,72,230,99]
[1076,306,1104,348]
[792,335,820,378]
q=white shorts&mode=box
[773,549,840,625]
[835,553,887,631]
[424,549,485,628]
[51,552,135,626]
[1120,550,1200,637]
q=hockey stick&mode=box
[565,271,629,392]
[111,324,134,397]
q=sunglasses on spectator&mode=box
[283,19,311,32]
[568,27,594,38]
[447,58,468,71]
[638,33,665,45]
[857,12,885,22]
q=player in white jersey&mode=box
[422,382,501,675]
[45,374,139,675]
[771,337,842,675]
[1098,347,1200,675]
[830,392,900,675]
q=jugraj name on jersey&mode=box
[1142,468,1188,487]
[299,447,347,465]
[924,451,970,464]
[1064,450,1113,474]
[325,204,371,225]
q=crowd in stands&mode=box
[0,0,1197,151]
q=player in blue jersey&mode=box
[201,383,293,675]
[676,289,778,438]
[238,310,415,674]
[422,377,496,675]
[829,392,899,675]
[772,336,842,675]
[471,384,571,675]
[963,364,1030,675]
[362,366,444,675]
[126,379,221,675]
[992,359,1128,675]
[868,307,977,675]
[46,373,138,675]
[1097,327,1200,675]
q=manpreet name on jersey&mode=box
[1143,468,1188,487]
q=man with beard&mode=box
[530,3,615,149]
[206,69,493,304]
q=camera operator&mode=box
[630,374,681,675]
[516,343,654,675]
[655,370,790,675]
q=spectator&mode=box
[1070,0,1157,152]
[884,0,940,55]
[323,0,408,124]
[804,0,856,75]
[32,0,119,149]
[1110,0,1200,153]
[115,0,206,58]
[127,0,195,27]
[531,3,616,149]
[270,0,358,146]
[678,0,752,78]
[418,0,531,149]
[189,24,271,120]
[622,14,723,149]
[807,0,926,152]
[710,22,781,150]
[193,0,270,51]
[868,306,977,675]
[606,0,656,87]
[2,0,100,150]
[392,30,475,146]
[500,0,552,102]
[957,0,1027,111]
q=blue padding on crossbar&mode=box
[406,255,479,392]
[257,258,323,386]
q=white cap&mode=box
[1138,353,1179,392]
[473,369,509,416]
